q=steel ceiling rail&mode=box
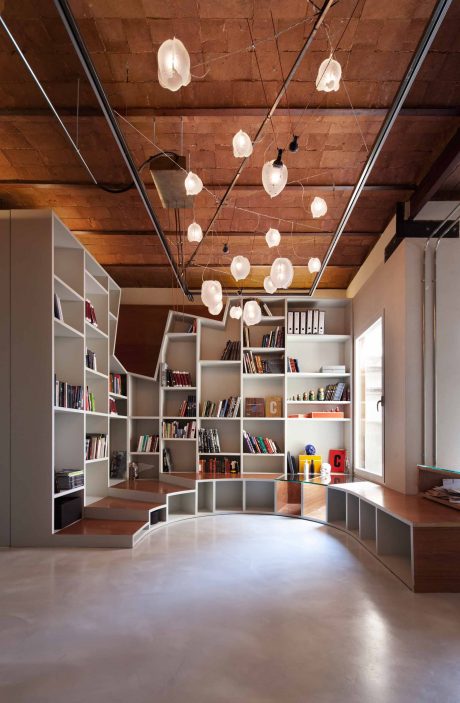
[53,0,193,301]
[309,0,453,295]
[185,0,335,269]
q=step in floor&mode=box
[111,479,194,496]
[55,518,149,548]
[84,496,166,521]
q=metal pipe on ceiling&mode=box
[53,0,193,301]
[185,0,336,270]
[309,0,453,296]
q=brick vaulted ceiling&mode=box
[0,0,459,292]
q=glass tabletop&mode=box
[275,473,356,486]
[418,464,460,475]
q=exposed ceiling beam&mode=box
[0,107,458,118]
[74,229,379,238]
[310,0,453,295]
[409,128,460,218]
[0,180,415,193]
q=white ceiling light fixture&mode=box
[265,227,281,248]
[311,196,328,219]
[232,130,253,158]
[308,257,321,274]
[230,304,242,319]
[262,149,288,198]
[243,300,262,326]
[270,257,294,290]
[230,255,251,281]
[315,55,342,93]
[187,221,203,243]
[157,38,191,92]
[263,276,277,294]
[185,171,203,196]
[201,280,222,308]
[209,300,223,316]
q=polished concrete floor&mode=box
[1,515,460,703]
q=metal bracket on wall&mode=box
[384,203,459,262]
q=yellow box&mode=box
[299,454,322,474]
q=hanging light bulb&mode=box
[263,276,277,294]
[230,255,250,281]
[315,55,342,93]
[310,196,328,219]
[270,257,294,290]
[243,300,262,326]
[187,221,203,243]
[157,38,191,92]
[308,257,321,274]
[265,228,281,248]
[209,300,223,316]
[232,130,253,158]
[185,171,203,196]
[201,280,222,308]
[230,305,242,319]
[261,149,288,198]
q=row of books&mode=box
[287,357,300,373]
[287,310,325,335]
[110,373,125,395]
[55,377,83,410]
[136,434,159,453]
[243,431,281,454]
[162,447,173,472]
[198,457,240,474]
[198,428,221,453]
[187,319,197,333]
[55,469,84,492]
[221,340,241,360]
[109,398,118,415]
[323,383,349,401]
[201,396,241,418]
[85,388,96,412]
[86,434,108,460]
[162,420,196,439]
[161,363,193,388]
[178,395,197,417]
[86,348,97,371]
[261,326,285,348]
[243,351,270,374]
[85,299,98,327]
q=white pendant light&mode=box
[230,255,250,281]
[185,171,203,196]
[316,55,342,93]
[308,257,321,274]
[265,227,281,248]
[201,280,222,308]
[157,38,191,92]
[232,130,253,158]
[209,300,223,316]
[261,149,288,198]
[187,222,203,243]
[230,305,242,319]
[243,300,262,326]
[270,257,294,289]
[311,196,328,219]
[263,276,277,294]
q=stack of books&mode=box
[243,351,270,374]
[261,326,285,348]
[178,395,196,417]
[86,434,108,460]
[198,428,221,453]
[136,435,159,453]
[55,469,84,492]
[287,357,300,373]
[110,373,124,395]
[321,365,347,375]
[161,363,193,387]
[201,396,241,418]
[85,300,98,326]
[85,387,96,412]
[54,377,83,410]
[199,457,239,474]
[86,348,97,371]
[162,420,196,439]
[221,340,241,360]
[243,431,281,454]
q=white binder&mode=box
[312,309,319,334]
[300,311,306,335]
[287,311,294,334]
[318,310,325,335]
[306,310,313,334]
[294,311,300,334]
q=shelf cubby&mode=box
[197,481,215,513]
[327,488,346,528]
[276,480,301,517]
[54,246,84,299]
[359,500,377,550]
[245,480,274,512]
[346,493,360,534]
[129,374,159,417]
[302,482,327,521]
[167,491,196,520]
[215,480,243,511]
[162,387,195,417]
[200,316,241,361]
[376,510,412,585]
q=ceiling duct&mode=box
[149,154,192,209]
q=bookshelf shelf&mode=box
[287,417,351,423]
[86,368,107,380]
[199,416,240,420]
[162,386,197,391]
[85,270,108,295]
[200,360,241,366]
[54,406,84,414]
[287,334,350,343]
[243,453,284,457]
[243,373,285,378]
[162,437,196,442]
[54,487,84,499]
[287,372,351,378]
[85,321,108,339]
[54,274,83,302]
[86,411,108,417]
[243,347,285,353]
[110,414,127,419]
[287,400,351,405]
[54,318,84,339]
[130,451,160,456]
[131,416,159,420]
[243,417,284,421]
[110,392,127,399]
[86,457,109,464]
[167,332,196,340]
